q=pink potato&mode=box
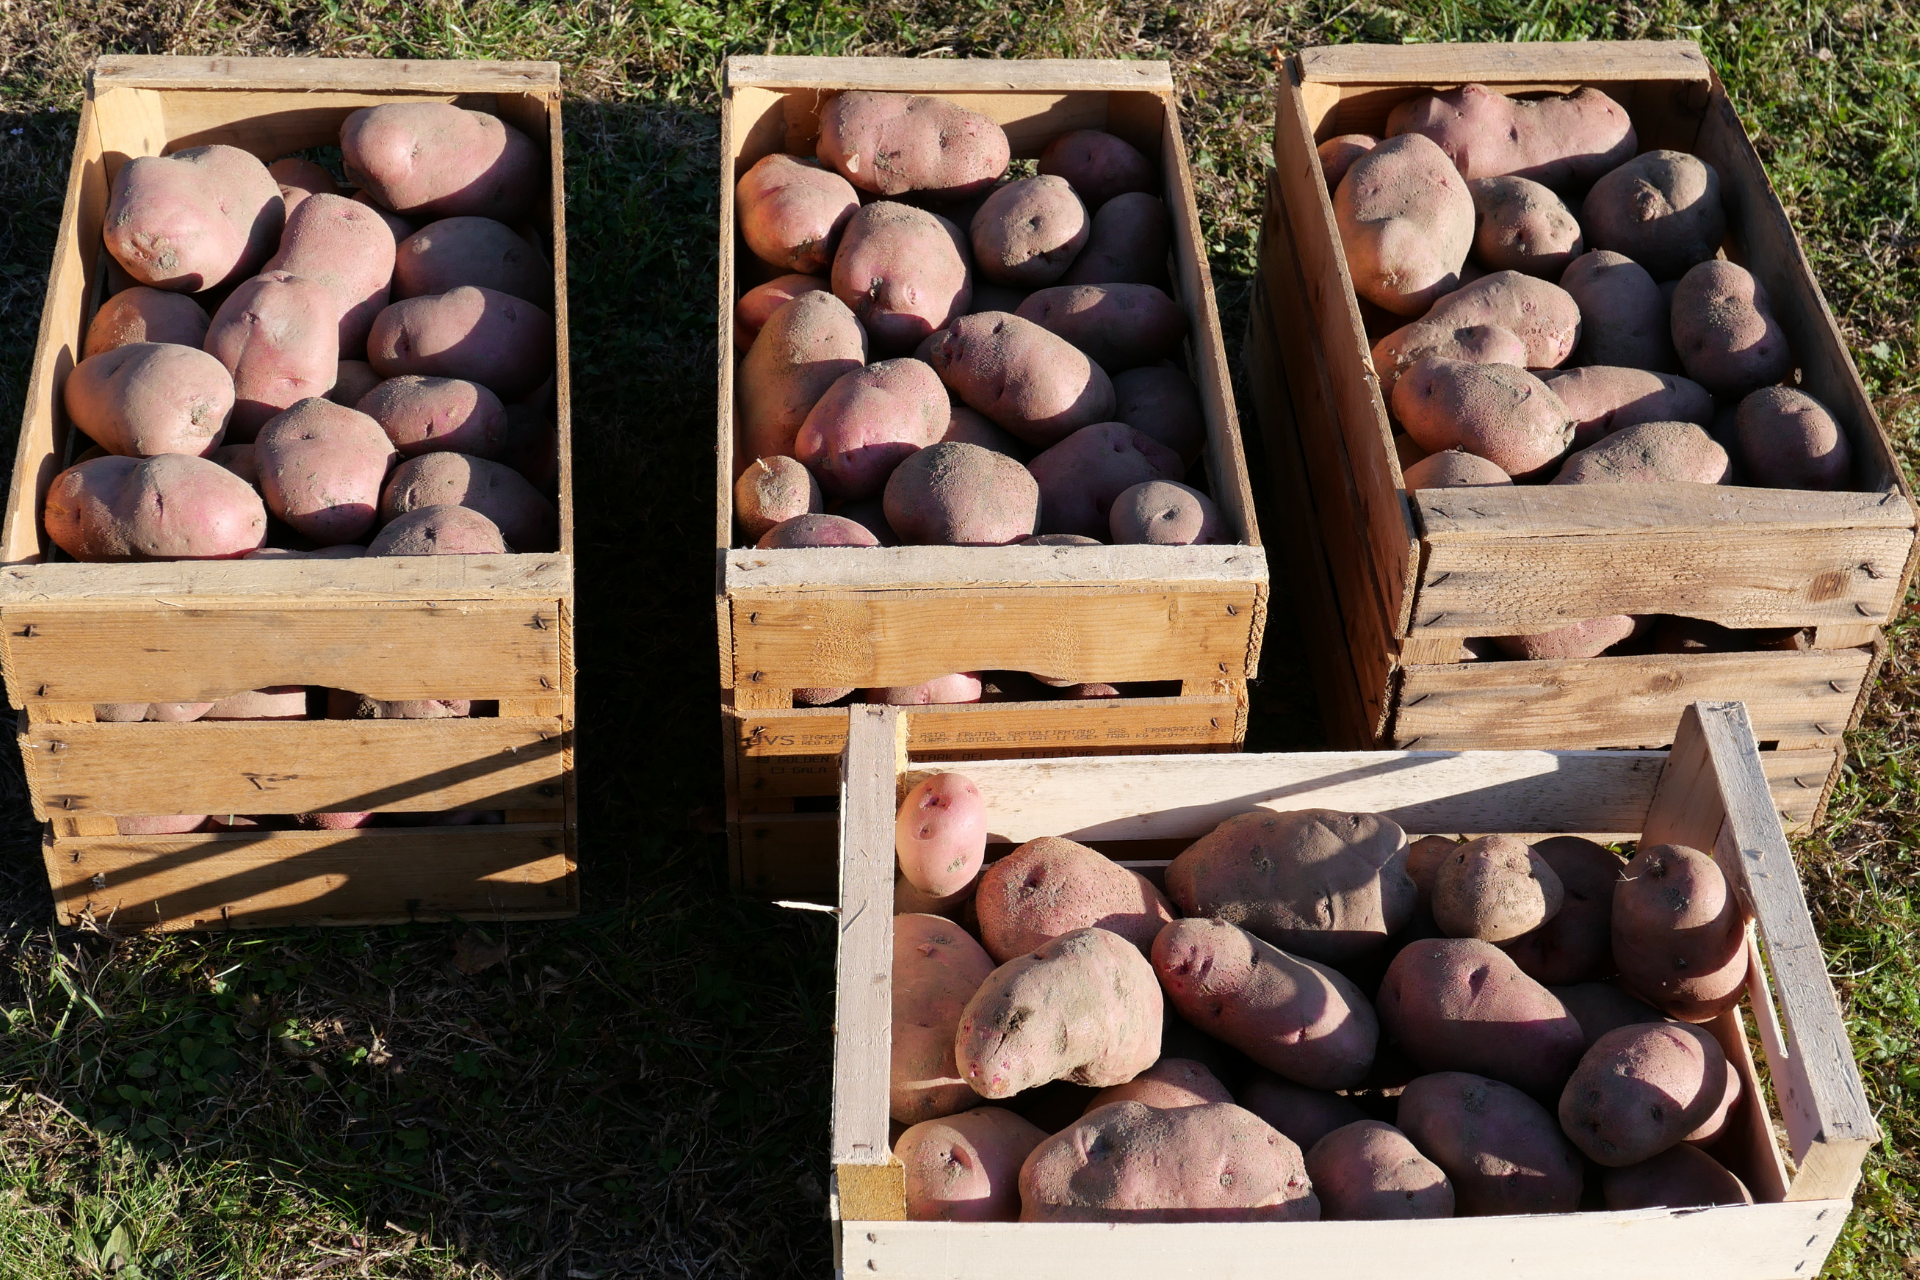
[44,454,266,561]
[268,157,338,215]
[1551,420,1731,485]
[831,201,971,354]
[1613,843,1750,1022]
[351,189,414,243]
[83,287,210,357]
[1015,284,1187,373]
[1544,366,1714,450]
[1371,320,1529,402]
[356,375,507,459]
[1558,1021,1734,1166]
[1409,270,1582,369]
[329,359,384,409]
[970,176,1088,287]
[757,512,880,548]
[974,835,1176,962]
[381,452,558,552]
[1735,386,1852,490]
[1670,260,1794,398]
[1402,450,1513,489]
[103,145,284,293]
[940,405,1029,460]
[256,399,398,545]
[301,812,376,830]
[367,504,508,555]
[203,686,309,720]
[926,312,1115,447]
[1429,834,1564,943]
[340,103,542,223]
[734,456,823,541]
[1378,938,1585,1100]
[328,689,469,720]
[737,290,869,464]
[1602,1144,1752,1210]
[116,816,210,835]
[1386,84,1635,191]
[1019,1101,1318,1223]
[1060,192,1170,288]
[1317,134,1378,190]
[94,701,213,723]
[1396,1072,1584,1215]
[794,358,949,498]
[392,215,551,306]
[1111,364,1206,464]
[205,271,341,441]
[733,275,829,352]
[367,286,555,401]
[264,193,397,354]
[1108,479,1225,545]
[1085,1058,1233,1113]
[208,444,256,485]
[735,153,859,274]
[63,343,232,458]
[1491,615,1638,661]
[1468,176,1583,278]
[1332,133,1475,317]
[1037,130,1155,210]
[883,441,1040,546]
[865,673,983,705]
[894,913,996,1123]
[897,1107,1048,1221]
[1026,422,1181,539]
[896,772,988,899]
[1238,1073,1368,1152]
[818,92,1009,200]
[1559,250,1676,372]
[1501,837,1623,986]
[1393,358,1575,481]
[1582,151,1726,282]
[1153,917,1379,1090]
[1306,1120,1455,1220]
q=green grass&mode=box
[0,1,1914,1275]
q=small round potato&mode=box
[1084,1059,1233,1113]
[1109,479,1225,545]
[1583,151,1726,281]
[865,673,983,705]
[1612,843,1750,1022]
[63,342,232,458]
[1735,386,1851,490]
[1544,366,1713,449]
[394,217,551,306]
[735,152,859,274]
[733,274,829,352]
[832,201,971,354]
[366,504,507,555]
[356,375,508,459]
[1670,260,1794,398]
[1468,176,1582,277]
[1392,358,1575,481]
[1060,192,1170,288]
[896,1107,1046,1222]
[1431,834,1565,943]
[975,834,1175,961]
[970,176,1088,287]
[1401,450,1513,489]
[1306,1120,1455,1221]
[1317,134,1378,190]
[1559,250,1676,372]
[794,358,950,499]
[1037,130,1154,209]
[1333,133,1474,317]
[84,287,210,357]
[1558,1021,1733,1166]
[896,771,988,899]
[1016,284,1187,373]
[1027,422,1182,540]
[734,456,823,541]
[381,452,559,552]
[1551,420,1731,486]
[883,441,1040,546]
[256,399,398,545]
[755,512,880,548]
[1492,615,1638,661]
[1112,365,1206,464]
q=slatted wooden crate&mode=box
[1243,40,1911,824]
[826,699,1875,1276]
[716,57,1268,892]
[3,56,577,929]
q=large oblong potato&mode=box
[1468,176,1582,277]
[394,217,551,307]
[1559,250,1675,371]
[341,102,542,223]
[1583,151,1725,281]
[44,454,267,561]
[381,452,558,553]
[974,835,1174,962]
[1422,271,1582,367]
[896,1107,1046,1221]
[367,285,555,402]
[831,201,971,354]
[63,342,232,458]
[926,312,1114,447]
[1026,422,1181,540]
[264,193,397,355]
[83,287,210,357]
[1396,1071,1584,1215]
[206,271,341,440]
[1558,1021,1733,1167]
[1392,358,1575,481]
[1387,84,1635,191]
[256,399,398,546]
[818,91,1009,200]
[1332,133,1474,317]
[1551,420,1731,485]
[1015,284,1187,372]
[1371,321,1528,402]
[737,290,868,464]
[971,176,1088,287]
[1490,615,1639,661]
[1671,260,1794,397]
[1613,843,1750,1022]
[893,913,995,1124]
[103,145,283,293]
[793,358,949,499]
[735,153,859,274]
[1543,366,1713,450]
[1378,938,1585,1099]
[1306,1120,1455,1221]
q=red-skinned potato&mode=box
[940,405,1029,460]
[1544,367,1713,450]
[264,193,397,354]
[737,290,868,463]
[269,157,337,214]
[1109,479,1225,545]
[733,275,829,352]
[1371,321,1529,402]
[818,92,1009,200]
[103,145,283,293]
[1061,192,1170,288]
[329,359,383,409]
[865,673,983,705]
[1551,421,1731,486]
[1468,176,1582,277]
[1019,1101,1318,1222]
[832,202,971,354]
[382,452,558,552]
[256,399,398,546]
[1396,1071,1584,1215]
[1306,1120,1455,1220]
[1402,450,1513,489]
[883,442,1039,545]
[1502,837,1623,986]
[350,189,414,244]
[1111,365,1206,465]
[975,835,1175,962]
[1407,271,1582,368]
[1085,1058,1233,1113]
[1037,130,1154,210]
[1559,250,1675,372]
[1613,843,1750,1022]
[1378,938,1585,1099]
[758,512,880,548]
[896,772,987,900]
[733,456,822,542]
[1583,151,1726,281]
[83,287,210,357]
[1603,1144,1752,1210]
[394,217,551,307]
[1670,260,1794,398]
[971,176,1088,287]
[794,358,949,499]
[735,153,859,274]
[328,690,469,720]
[368,286,554,401]
[1386,84,1635,191]
[1333,133,1474,316]
[1735,386,1852,490]
[367,504,507,555]
[117,816,210,835]
[357,375,508,459]
[894,913,995,1123]
[1492,615,1639,661]
[1404,835,1459,914]
[1016,284,1186,372]
[1027,422,1181,539]
[45,454,266,561]
[206,271,341,441]
[1392,358,1574,481]
[926,312,1115,447]
[897,1107,1047,1222]
[64,343,232,458]
[1317,135,1377,190]
[1558,1021,1734,1166]
[1430,835,1564,943]
[340,103,542,223]
[1237,1073,1369,1152]
[203,686,309,720]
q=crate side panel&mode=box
[731,813,837,901]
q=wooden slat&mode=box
[733,694,1243,759]
[0,556,569,600]
[94,55,559,91]
[45,825,574,930]
[21,717,567,818]
[729,811,837,900]
[1416,484,1913,538]
[726,56,1172,93]
[1297,40,1711,84]
[832,706,901,1177]
[1703,1002,1792,1203]
[722,544,1266,591]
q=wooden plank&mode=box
[1,601,562,704]
[722,544,1266,591]
[832,706,900,1175]
[21,718,567,818]
[730,811,837,900]
[1704,1003,1792,1204]
[733,694,1244,758]
[0,555,569,599]
[1298,40,1711,85]
[44,826,574,930]
[94,55,558,91]
[726,56,1172,93]
[1415,483,1913,538]
[1813,623,1880,648]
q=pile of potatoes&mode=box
[1328,83,1853,662]
[887,772,1759,1223]
[733,91,1223,556]
[47,102,561,563]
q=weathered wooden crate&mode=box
[3,56,577,929]
[716,56,1269,889]
[827,699,1876,1276]
[1244,40,1910,822]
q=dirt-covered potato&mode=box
[756,512,881,549]
[1392,358,1575,481]
[264,193,397,355]
[1332,133,1475,316]
[1670,260,1794,398]
[381,452,558,552]
[1037,130,1155,209]
[1613,843,1750,1022]
[1165,809,1416,965]
[1468,176,1582,277]
[940,405,1029,460]
[1543,366,1714,450]
[1238,1073,1368,1152]
[340,102,542,223]
[926,312,1114,446]
[351,190,414,244]
[1502,837,1623,986]
[1407,270,1582,368]
[1109,479,1225,545]
[733,275,829,352]
[44,454,267,561]
[84,287,210,357]
[64,343,232,458]
[955,927,1163,1097]
[897,1107,1047,1222]
[1020,1101,1317,1223]
[1061,192,1170,288]
[975,835,1175,961]
[737,290,868,464]
[1378,938,1584,1099]
[256,399,398,545]
[794,358,949,499]
[1027,422,1181,540]
[1559,1021,1734,1167]
[1085,1058,1233,1113]
[1386,84,1636,191]
[1317,134,1378,190]
[735,153,859,274]
[970,176,1088,287]
[893,913,995,1124]
[1551,982,1669,1051]
[1015,284,1187,373]
[1551,420,1731,486]
[356,375,507,459]
[367,504,508,554]
[104,145,283,293]
[1402,450,1513,489]
[1559,250,1675,372]
[1583,151,1725,281]
[883,441,1039,545]
[269,157,337,215]
[1112,365,1206,464]
[1603,1144,1752,1210]
[1306,1120,1455,1221]
[1735,386,1852,490]
[896,772,987,900]
[832,202,972,353]
[394,217,551,307]
[1431,835,1565,944]
[327,690,469,721]
[818,92,1009,200]
[1371,321,1529,402]
[367,285,555,402]
[733,455,822,541]
[1490,615,1638,661]
[1396,1071,1584,1215]
[206,271,341,440]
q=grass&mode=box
[0,0,1914,1275]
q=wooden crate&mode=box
[3,56,577,929]
[826,699,1876,1276]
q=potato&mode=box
[832,497,897,547]
[734,456,822,541]
[1559,1022,1733,1166]
[1603,1144,1752,1210]
[381,452,558,552]
[1551,420,1731,486]
[733,275,829,352]
[1027,423,1181,539]
[264,193,397,354]
[367,505,507,555]
[116,816,210,835]
[1402,450,1512,489]
[350,189,414,244]
[202,686,309,720]
[1671,260,1794,398]
[794,358,949,499]
[865,673,983,705]
[367,286,555,401]
[831,201,971,354]
[1085,1058,1233,1113]
[883,441,1040,545]
[1396,1071,1584,1215]
[44,454,266,561]
[1392,359,1575,480]
[1015,284,1186,373]
[1306,1120,1454,1220]
[897,772,987,900]
[926,312,1115,447]
[356,375,508,461]
[969,176,1088,288]
[64,343,232,458]
[1386,84,1635,191]
[329,359,384,409]
[737,290,869,463]
[1583,151,1725,281]
[1735,386,1852,490]
[819,92,1009,200]
[1613,843,1750,1022]
[1431,835,1565,944]
[940,405,1028,460]
[1021,1100,1317,1223]
[1165,809,1416,965]
[1411,271,1583,368]
[1543,366,1713,450]
[205,271,341,440]
[394,216,551,307]
[893,913,995,1123]
[1237,1072,1368,1151]
[94,701,212,723]
[340,103,542,223]
[1490,615,1638,661]
[735,153,859,274]
[1153,917,1378,1090]
[255,399,397,545]
[1500,837,1622,987]
[1468,176,1582,277]
[1551,982,1669,1051]
[1333,133,1475,317]
[956,927,1162,1097]
[1317,134,1377,190]
[1371,321,1529,401]
[84,287,210,357]
[1037,130,1154,210]
[975,835,1175,962]
[1685,1063,1744,1146]
[1403,835,1458,913]
[328,690,469,720]
[897,1107,1047,1222]
[1112,365,1206,464]
[1378,938,1584,1099]
[1060,192,1170,288]
[1109,479,1225,545]
[103,145,283,293]
[1559,250,1676,372]
[210,442,253,482]
[268,157,337,215]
